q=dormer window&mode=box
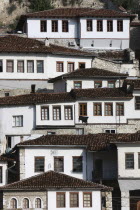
[87,20,93,31]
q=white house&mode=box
[18,8,135,49]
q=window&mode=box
[62,20,68,32]
[6,136,12,148]
[17,60,24,73]
[68,62,74,72]
[74,81,82,89]
[116,103,124,116]
[27,61,34,73]
[52,20,58,32]
[94,103,102,116]
[70,193,79,207]
[13,116,23,127]
[35,157,45,172]
[73,156,83,172]
[94,81,102,88]
[6,60,14,72]
[107,20,113,32]
[83,193,92,207]
[105,103,113,116]
[0,60,3,72]
[79,62,85,69]
[54,157,64,172]
[23,198,29,209]
[64,106,73,120]
[79,103,87,116]
[41,106,49,120]
[10,198,17,209]
[0,167,2,183]
[35,198,42,208]
[87,19,93,31]
[40,20,47,32]
[76,128,84,135]
[97,20,103,32]
[56,62,64,72]
[53,106,61,120]
[57,193,65,208]
[117,20,123,32]
[104,129,116,134]
[47,132,56,135]
[125,153,134,169]
[135,97,140,110]
[37,61,44,73]
[108,81,115,88]
[138,153,140,169]
[5,92,9,97]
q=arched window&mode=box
[35,198,42,208]
[10,198,17,209]
[23,198,29,209]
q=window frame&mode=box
[27,60,34,73]
[35,198,42,208]
[6,60,14,73]
[125,153,134,170]
[17,60,24,73]
[10,198,17,209]
[37,60,44,73]
[107,20,113,32]
[94,103,102,116]
[0,166,2,183]
[56,61,64,72]
[41,106,49,120]
[135,97,140,110]
[83,192,92,207]
[97,20,103,32]
[104,129,116,134]
[62,20,69,32]
[67,62,75,72]
[56,192,66,208]
[108,81,116,88]
[34,156,45,173]
[104,103,113,116]
[23,198,29,209]
[73,156,83,173]
[52,20,58,32]
[94,81,102,88]
[74,81,82,89]
[70,192,79,208]
[40,20,47,32]
[79,103,87,116]
[116,103,124,116]
[13,115,23,127]
[54,156,64,172]
[138,153,140,169]
[79,62,86,69]
[87,19,93,31]
[0,60,3,72]
[53,106,61,120]
[64,106,73,120]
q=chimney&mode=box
[31,84,36,94]
[45,38,50,47]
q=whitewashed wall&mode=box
[24,147,88,180]
[0,162,7,186]
[27,18,79,39]
[48,190,101,210]
[117,144,140,178]
[0,53,92,80]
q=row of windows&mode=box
[79,103,124,116]
[0,60,86,73]
[87,19,123,32]
[125,153,140,169]
[10,198,42,209]
[0,60,44,73]
[74,80,116,89]
[35,156,83,173]
[57,192,92,208]
[40,19,123,33]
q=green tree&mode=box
[112,0,139,10]
[29,0,53,12]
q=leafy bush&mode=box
[29,0,53,12]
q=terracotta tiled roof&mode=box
[0,35,93,56]
[49,68,128,82]
[131,22,140,27]
[24,8,134,18]
[95,50,128,61]
[70,88,132,100]
[125,80,140,89]
[17,133,140,151]
[0,88,132,106]
[1,170,112,191]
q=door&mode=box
[94,159,103,180]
